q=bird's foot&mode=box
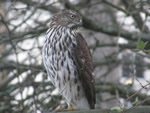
[66,104,75,111]
[55,105,65,112]
[55,108,64,112]
[56,104,76,112]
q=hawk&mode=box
[42,10,95,110]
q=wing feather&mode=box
[73,33,96,109]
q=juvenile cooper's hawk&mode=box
[42,10,95,110]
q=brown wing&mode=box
[73,33,96,109]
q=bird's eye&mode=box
[70,14,75,18]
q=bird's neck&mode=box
[49,21,77,32]
[45,25,77,52]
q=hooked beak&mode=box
[77,20,82,27]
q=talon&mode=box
[56,106,64,112]
[66,104,75,111]
[56,104,76,112]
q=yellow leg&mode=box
[66,104,75,111]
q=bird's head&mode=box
[51,10,82,29]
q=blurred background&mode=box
[0,0,150,113]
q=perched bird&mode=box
[42,10,95,110]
